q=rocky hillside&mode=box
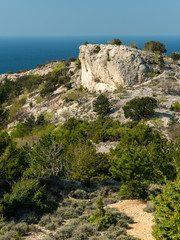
[0,43,180,141]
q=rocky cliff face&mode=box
[79,44,154,91]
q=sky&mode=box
[0,0,180,37]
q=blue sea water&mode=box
[0,36,180,74]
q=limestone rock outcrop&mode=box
[79,44,154,91]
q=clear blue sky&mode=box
[1,0,180,37]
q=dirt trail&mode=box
[108,200,155,240]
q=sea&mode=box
[0,36,180,75]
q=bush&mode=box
[93,94,111,115]
[109,123,176,190]
[54,225,74,239]
[98,212,117,231]
[109,39,122,45]
[0,178,57,220]
[72,223,97,239]
[68,56,76,62]
[170,52,180,61]
[57,207,82,219]
[143,41,167,53]
[170,102,180,112]
[75,59,81,69]
[167,122,180,141]
[122,97,157,121]
[153,178,180,240]
[16,69,29,73]
[119,182,148,200]
[128,43,138,49]
[143,201,155,213]
[94,45,101,53]
[70,189,89,199]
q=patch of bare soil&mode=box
[108,200,155,240]
[25,225,53,240]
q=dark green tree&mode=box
[122,97,157,121]
[170,52,180,61]
[143,41,167,53]
[0,131,10,155]
[67,142,110,182]
[93,94,111,115]
[109,39,122,45]
[153,177,180,240]
[0,178,56,220]
[109,124,176,198]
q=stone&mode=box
[79,44,154,92]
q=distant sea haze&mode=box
[0,36,180,74]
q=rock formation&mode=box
[79,44,154,91]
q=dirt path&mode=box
[108,200,155,240]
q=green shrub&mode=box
[143,41,166,53]
[72,223,97,239]
[109,123,176,190]
[19,95,27,105]
[94,45,101,53]
[0,178,57,220]
[168,113,179,126]
[170,102,180,112]
[122,97,157,121]
[54,225,74,239]
[0,109,9,130]
[67,142,111,182]
[98,211,117,231]
[119,182,148,200]
[36,96,43,104]
[128,43,138,49]
[57,207,82,219]
[108,39,122,45]
[170,52,180,61]
[16,69,29,73]
[39,214,53,227]
[143,201,155,213]
[13,222,29,236]
[75,59,81,69]
[93,94,111,115]
[153,178,180,240]
[68,56,76,62]
[70,189,89,199]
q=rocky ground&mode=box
[1,44,180,142]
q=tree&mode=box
[143,41,167,53]
[93,94,111,115]
[109,124,176,198]
[108,39,122,45]
[128,42,138,49]
[0,141,29,179]
[153,178,180,240]
[67,142,110,182]
[170,52,180,61]
[0,131,10,155]
[122,97,157,121]
[27,134,68,177]
[0,178,56,220]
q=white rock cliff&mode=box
[79,44,154,91]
